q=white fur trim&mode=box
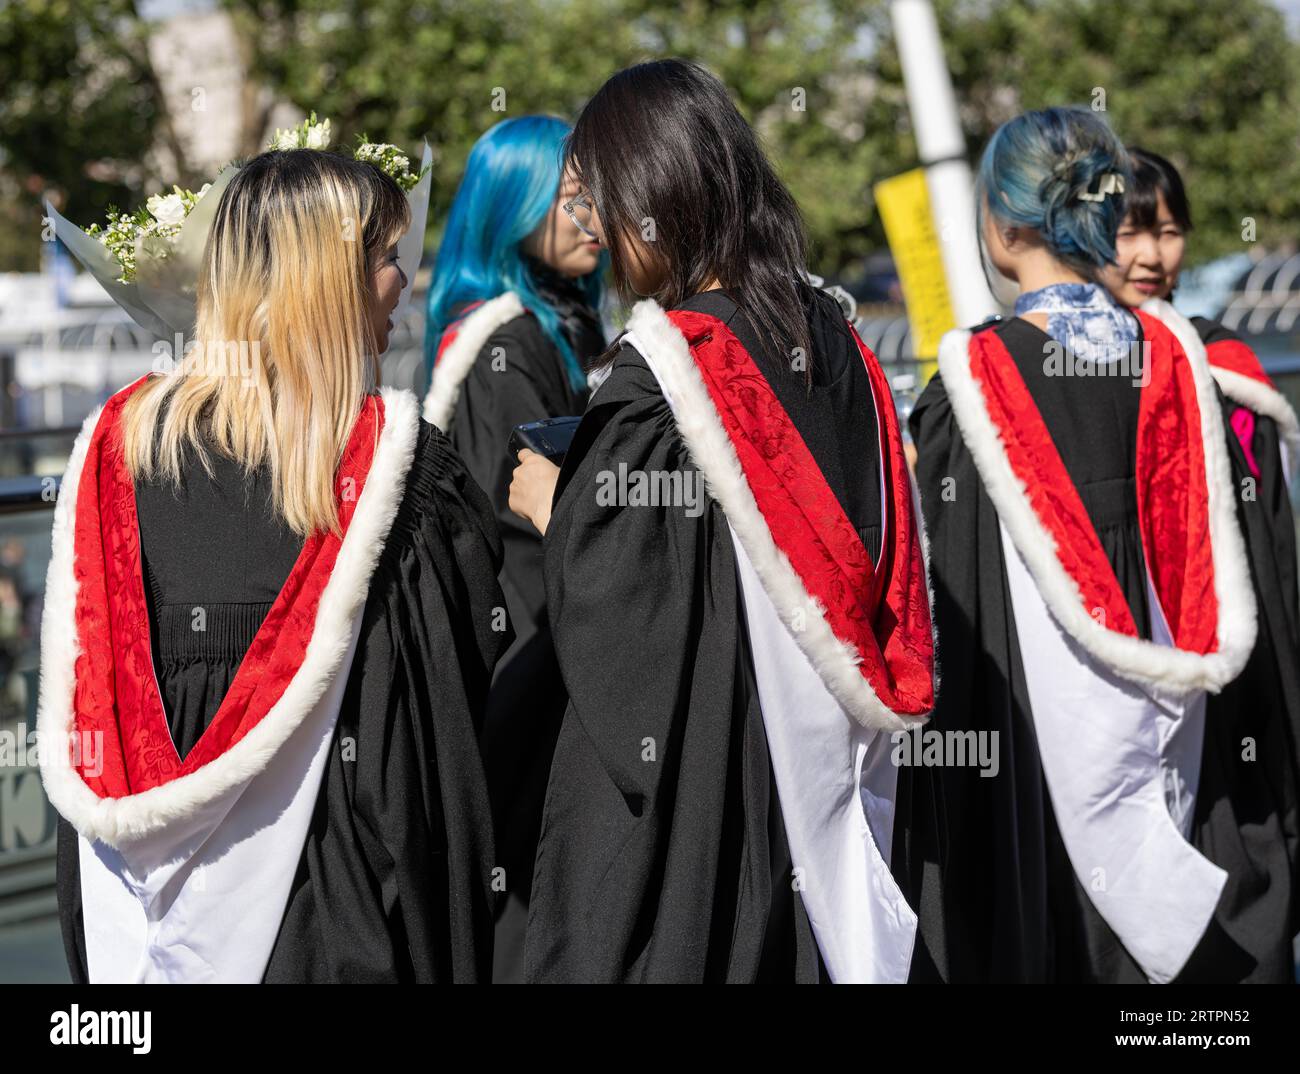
[938,302,1256,696]
[1207,366,1300,451]
[624,299,929,732]
[421,292,526,430]
[38,386,421,847]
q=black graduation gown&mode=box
[1194,315,1299,629]
[895,316,1300,983]
[442,265,604,981]
[525,286,882,983]
[55,417,511,983]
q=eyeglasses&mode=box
[563,192,598,239]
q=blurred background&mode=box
[1,0,1298,980]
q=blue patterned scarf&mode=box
[1015,282,1139,366]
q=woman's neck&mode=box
[1011,249,1089,295]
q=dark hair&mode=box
[565,59,813,373]
[215,148,411,270]
[977,106,1132,280]
[1124,146,1193,232]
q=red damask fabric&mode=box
[1205,337,1276,390]
[666,309,934,719]
[71,377,384,797]
[967,313,1217,653]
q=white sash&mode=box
[731,534,917,982]
[79,612,363,983]
[626,313,917,983]
[1000,520,1226,982]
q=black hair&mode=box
[565,58,814,376]
[1124,146,1193,232]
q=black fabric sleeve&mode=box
[53,816,88,983]
[1250,413,1299,644]
[1204,398,1300,968]
[264,420,512,982]
[451,316,582,632]
[1191,315,1244,348]
[895,372,1059,983]
[526,354,810,982]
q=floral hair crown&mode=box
[44,113,433,339]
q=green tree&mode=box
[3,0,1295,276]
[0,0,176,270]
[896,0,1300,264]
[235,0,1299,277]
[225,0,905,274]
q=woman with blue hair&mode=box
[895,106,1299,982]
[422,115,606,982]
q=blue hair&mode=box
[424,115,604,391]
[976,106,1132,279]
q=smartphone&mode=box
[507,416,583,464]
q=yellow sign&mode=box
[873,168,955,362]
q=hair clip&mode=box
[1077,172,1125,202]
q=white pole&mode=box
[890,0,999,326]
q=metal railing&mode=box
[0,486,58,943]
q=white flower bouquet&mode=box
[84,185,212,285]
[46,113,433,339]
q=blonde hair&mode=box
[121,149,411,537]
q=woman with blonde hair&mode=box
[40,148,510,983]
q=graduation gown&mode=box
[1195,315,1300,471]
[1194,316,1299,620]
[896,299,1300,983]
[526,286,935,983]
[423,271,604,980]
[43,378,510,983]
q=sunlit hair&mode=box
[120,149,410,538]
[424,115,605,390]
[976,106,1132,280]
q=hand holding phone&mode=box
[507,416,582,464]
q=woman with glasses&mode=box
[509,60,936,983]
[422,114,606,982]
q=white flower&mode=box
[271,115,331,151]
[305,119,331,148]
[146,192,187,227]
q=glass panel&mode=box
[0,501,64,982]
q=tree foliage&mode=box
[0,0,1295,274]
